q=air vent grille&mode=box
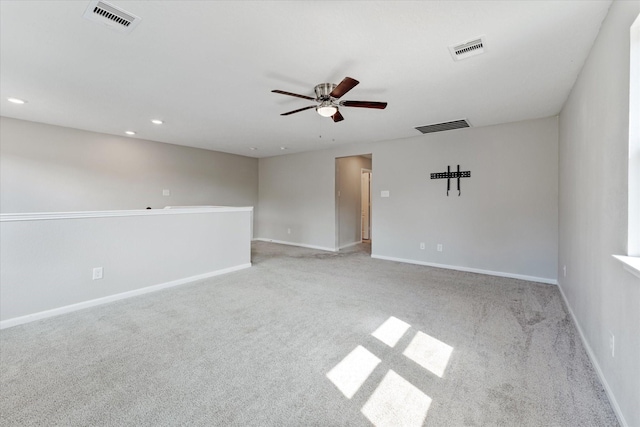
[94,3,133,27]
[449,36,486,61]
[455,41,483,56]
[83,1,141,34]
[415,119,470,134]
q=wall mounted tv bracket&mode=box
[430,165,471,196]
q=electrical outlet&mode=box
[609,331,615,357]
[92,267,103,280]
[563,265,567,277]
[287,228,291,234]
[162,189,170,196]
[437,244,443,252]
[420,242,425,250]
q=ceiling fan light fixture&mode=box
[273,76,386,122]
[317,102,337,117]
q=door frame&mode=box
[361,168,372,242]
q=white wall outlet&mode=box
[420,242,425,250]
[162,189,170,196]
[609,331,615,357]
[380,190,390,198]
[437,244,443,252]
[563,265,567,277]
[287,228,291,234]
[92,267,103,280]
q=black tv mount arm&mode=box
[430,164,471,196]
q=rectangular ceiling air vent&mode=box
[415,119,471,134]
[83,0,141,34]
[449,36,486,61]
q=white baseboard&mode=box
[370,254,558,285]
[339,241,361,250]
[556,282,628,427]
[0,263,252,330]
[253,238,336,252]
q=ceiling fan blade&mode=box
[272,90,315,101]
[340,100,388,109]
[332,111,344,122]
[281,105,316,116]
[329,77,359,99]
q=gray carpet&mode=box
[1,241,618,426]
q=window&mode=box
[628,13,639,257]
[615,13,640,278]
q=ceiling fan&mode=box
[271,77,387,122]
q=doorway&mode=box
[335,154,372,253]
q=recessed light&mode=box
[280,147,288,150]
[125,131,136,135]
[151,119,163,125]
[7,97,26,104]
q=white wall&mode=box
[558,1,640,426]
[337,156,372,248]
[258,148,346,251]
[0,208,252,326]
[373,117,558,281]
[257,116,558,282]
[0,117,258,213]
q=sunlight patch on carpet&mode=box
[361,369,432,427]
[326,345,381,399]
[403,331,453,378]
[327,317,452,424]
[371,316,411,348]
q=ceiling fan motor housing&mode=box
[314,83,337,101]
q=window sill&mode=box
[612,255,640,280]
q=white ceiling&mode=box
[0,1,611,158]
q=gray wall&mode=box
[558,1,640,425]
[337,156,372,248]
[0,117,258,213]
[1,209,252,324]
[257,116,558,282]
[258,147,347,251]
[373,117,558,281]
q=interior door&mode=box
[361,170,371,240]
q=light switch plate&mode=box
[381,190,390,198]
